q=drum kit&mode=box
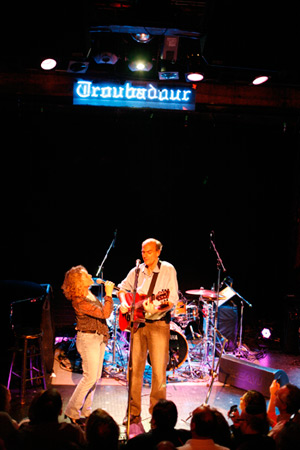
[104,286,228,380]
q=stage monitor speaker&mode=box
[218,354,289,397]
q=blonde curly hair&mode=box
[61,265,89,301]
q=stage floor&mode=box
[8,335,300,436]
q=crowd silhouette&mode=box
[1,381,300,450]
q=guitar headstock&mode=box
[156,289,170,301]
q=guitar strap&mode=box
[146,260,161,298]
[146,261,170,324]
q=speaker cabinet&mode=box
[218,354,289,397]
[217,306,238,351]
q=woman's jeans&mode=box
[65,331,106,419]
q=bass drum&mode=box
[168,329,189,370]
[147,324,188,371]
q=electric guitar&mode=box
[93,278,170,331]
[118,289,170,331]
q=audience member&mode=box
[275,411,300,450]
[233,410,275,450]
[18,387,86,449]
[156,441,176,450]
[177,405,230,450]
[85,408,120,450]
[0,384,20,450]
[267,380,300,442]
[125,399,191,450]
[211,408,233,449]
[228,389,270,443]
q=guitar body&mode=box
[119,290,170,331]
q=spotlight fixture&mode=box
[67,61,89,73]
[261,328,272,339]
[252,75,269,85]
[93,52,119,65]
[185,72,204,82]
[159,71,179,80]
[128,59,153,72]
[41,58,57,71]
[158,60,179,80]
[131,33,152,44]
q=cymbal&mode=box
[186,289,225,300]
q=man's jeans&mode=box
[130,320,170,417]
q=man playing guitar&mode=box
[118,238,179,427]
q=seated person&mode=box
[19,388,86,449]
[125,399,191,450]
[85,408,120,450]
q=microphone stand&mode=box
[95,230,117,299]
[126,260,140,439]
[94,231,117,371]
[209,232,226,393]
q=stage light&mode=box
[252,75,269,85]
[158,60,179,80]
[93,52,119,65]
[131,33,152,44]
[67,61,89,73]
[158,71,179,80]
[261,328,272,339]
[41,58,57,71]
[185,72,204,82]
[128,59,153,72]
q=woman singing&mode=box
[61,265,114,425]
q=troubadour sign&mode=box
[73,79,196,111]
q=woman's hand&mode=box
[104,280,115,297]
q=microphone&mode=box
[220,277,227,288]
[209,230,214,249]
[112,229,117,248]
[136,259,141,269]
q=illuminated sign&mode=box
[73,80,196,111]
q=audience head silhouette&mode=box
[85,408,119,450]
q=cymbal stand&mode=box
[106,306,128,375]
[187,299,215,376]
[183,329,228,423]
[196,300,220,374]
[209,231,226,381]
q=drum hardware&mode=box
[205,229,227,405]
[184,330,228,423]
[186,289,226,300]
[183,231,228,392]
[105,305,129,376]
[147,323,191,381]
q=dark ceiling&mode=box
[1,0,300,88]
[1,1,300,330]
